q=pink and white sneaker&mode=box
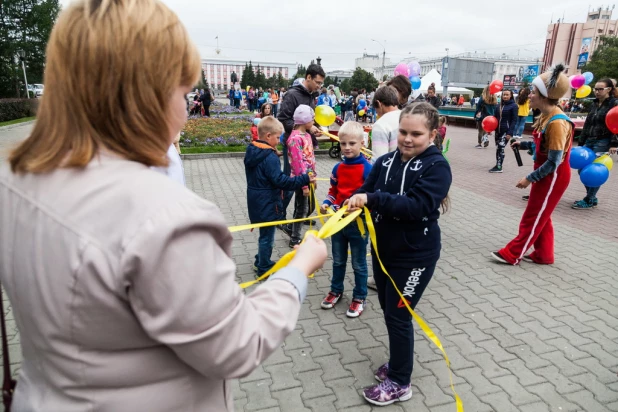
[363,378,412,406]
[346,299,365,318]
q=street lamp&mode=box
[371,39,386,77]
[17,49,30,99]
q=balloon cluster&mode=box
[569,147,612,187]
[357,99,367,116]
[570,72,594,98]
[394,61,422,90]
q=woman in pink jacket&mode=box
[0,0,327,411]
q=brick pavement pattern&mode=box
[1,124,618,411]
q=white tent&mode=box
[418,69,474,97]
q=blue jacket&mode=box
[496,98,518,136]
[357,145,452,263]
[244,141,310,223]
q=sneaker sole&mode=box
[489,170,503,173]
[571,205,596,210]
[363,390,412,406]
[346,310,363,318]
[490,252,509,264]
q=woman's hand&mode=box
[516,177,531,189]
[510,140,520,148]
[346,194,368,211]
[289,234,327,276]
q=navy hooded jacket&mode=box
[244,141,310,223]
[496,98,518,137]
[357,145,452,264]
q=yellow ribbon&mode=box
[234,205,463,411]
[363,207,463,412]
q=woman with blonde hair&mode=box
[0,0,326,410]
[474,85,498,148]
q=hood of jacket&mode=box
[244,141,276,168]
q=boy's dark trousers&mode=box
[290,187,315,243]
[372,255,438,386]
[254,226,276,275]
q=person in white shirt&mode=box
[370,85,402,159]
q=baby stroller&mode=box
[327,116,344,158]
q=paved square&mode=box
[2,123,617,411]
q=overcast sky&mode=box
[60,0,597,70]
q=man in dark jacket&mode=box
[199,88,212,117]
[490,90,518,173]
[244,117,315,276]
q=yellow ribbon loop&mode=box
[228,213,335,233]
[234,204,463,411]
[363,207,463,412]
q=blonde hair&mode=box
[257,116,284,139]
[481,86,497,105]
[9,0,201,173]
[338,121,364,141]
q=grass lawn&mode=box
[181,141,333,154]
[0,116,36,127]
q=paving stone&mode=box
[240,379,279,411]
[304,335,338,358]
[428,383,493,412]
[539,351,587,377]
[498,358,547,387]
[533,365,584,395]
[467,352,511,379]
[506,345,552,370]
[271,387,311,412]
[343,360,375,388]
[413,375,453,407]
[574,357,618,384]
[264,363,301,392]
[570,373,618,404]
[578,342,618,369]
[493,375,541,405]
[545,337,591,361]
[286,348,321,374]
[324,377,366,409]
[314,354,352,382]
[240,364,271,383]
[565,390,614,412]
[480,392,520,412]
[296,369,334,401]
[302,394,338,412]
[297,318,326,338]
[476,339,518,363]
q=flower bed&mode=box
[180,117,252,152]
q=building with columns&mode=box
[201,58,297,91]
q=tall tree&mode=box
[324,76,335,87]
[333,76,339,86]
[0,0,61,97]
[339,79,351,94]
[581,36,618,81]
[349,67,379,92]
[275,71,286,89]
[255,65,266,89]
[240,63,251,89]
[194,67,210,90]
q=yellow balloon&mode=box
[593,154,613,171]
[575,85,592,99]
[358,110,366,116]
[315,105,336,126]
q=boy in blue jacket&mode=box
[244,117,316,276]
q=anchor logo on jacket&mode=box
[382,157,394,167]
[410,160,423,171]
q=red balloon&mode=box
[482,116,498,132]
[606,106,618,134]
[489,80,504,94]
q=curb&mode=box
[0,120,36,131]
[180,149,331,160]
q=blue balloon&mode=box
[253,118,260,126]
[359,99,367,108]
[410,76,421,90]
[569,147,595,169]
[582,72,594,85]
[580,163,610,187]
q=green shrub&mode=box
[0,99,39,122]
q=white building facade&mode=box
[355,53,391,70]
[201,58,297,90]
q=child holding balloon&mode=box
[492,64,574,265]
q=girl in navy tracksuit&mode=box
[346,102,452,407]
[490,89,518,173]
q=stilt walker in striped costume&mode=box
[491,64,574,265]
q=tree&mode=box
[339,79,351,94]
[275,71,286,89]
[194,67,210,91]
[581,36,618,81]
[349,67,379,92]
[333,76,339,86]
[323,76,335,87]
[294,64,306,79]
[240,61,256,89]
[255,65,266,89]
[0,0,61,97]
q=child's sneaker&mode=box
[488,166,503,173]
[321,292,342,309]
[346,299,365,318]
[374,362,389,382]
[363,378,412,406]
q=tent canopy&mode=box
[419,69,474,97]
